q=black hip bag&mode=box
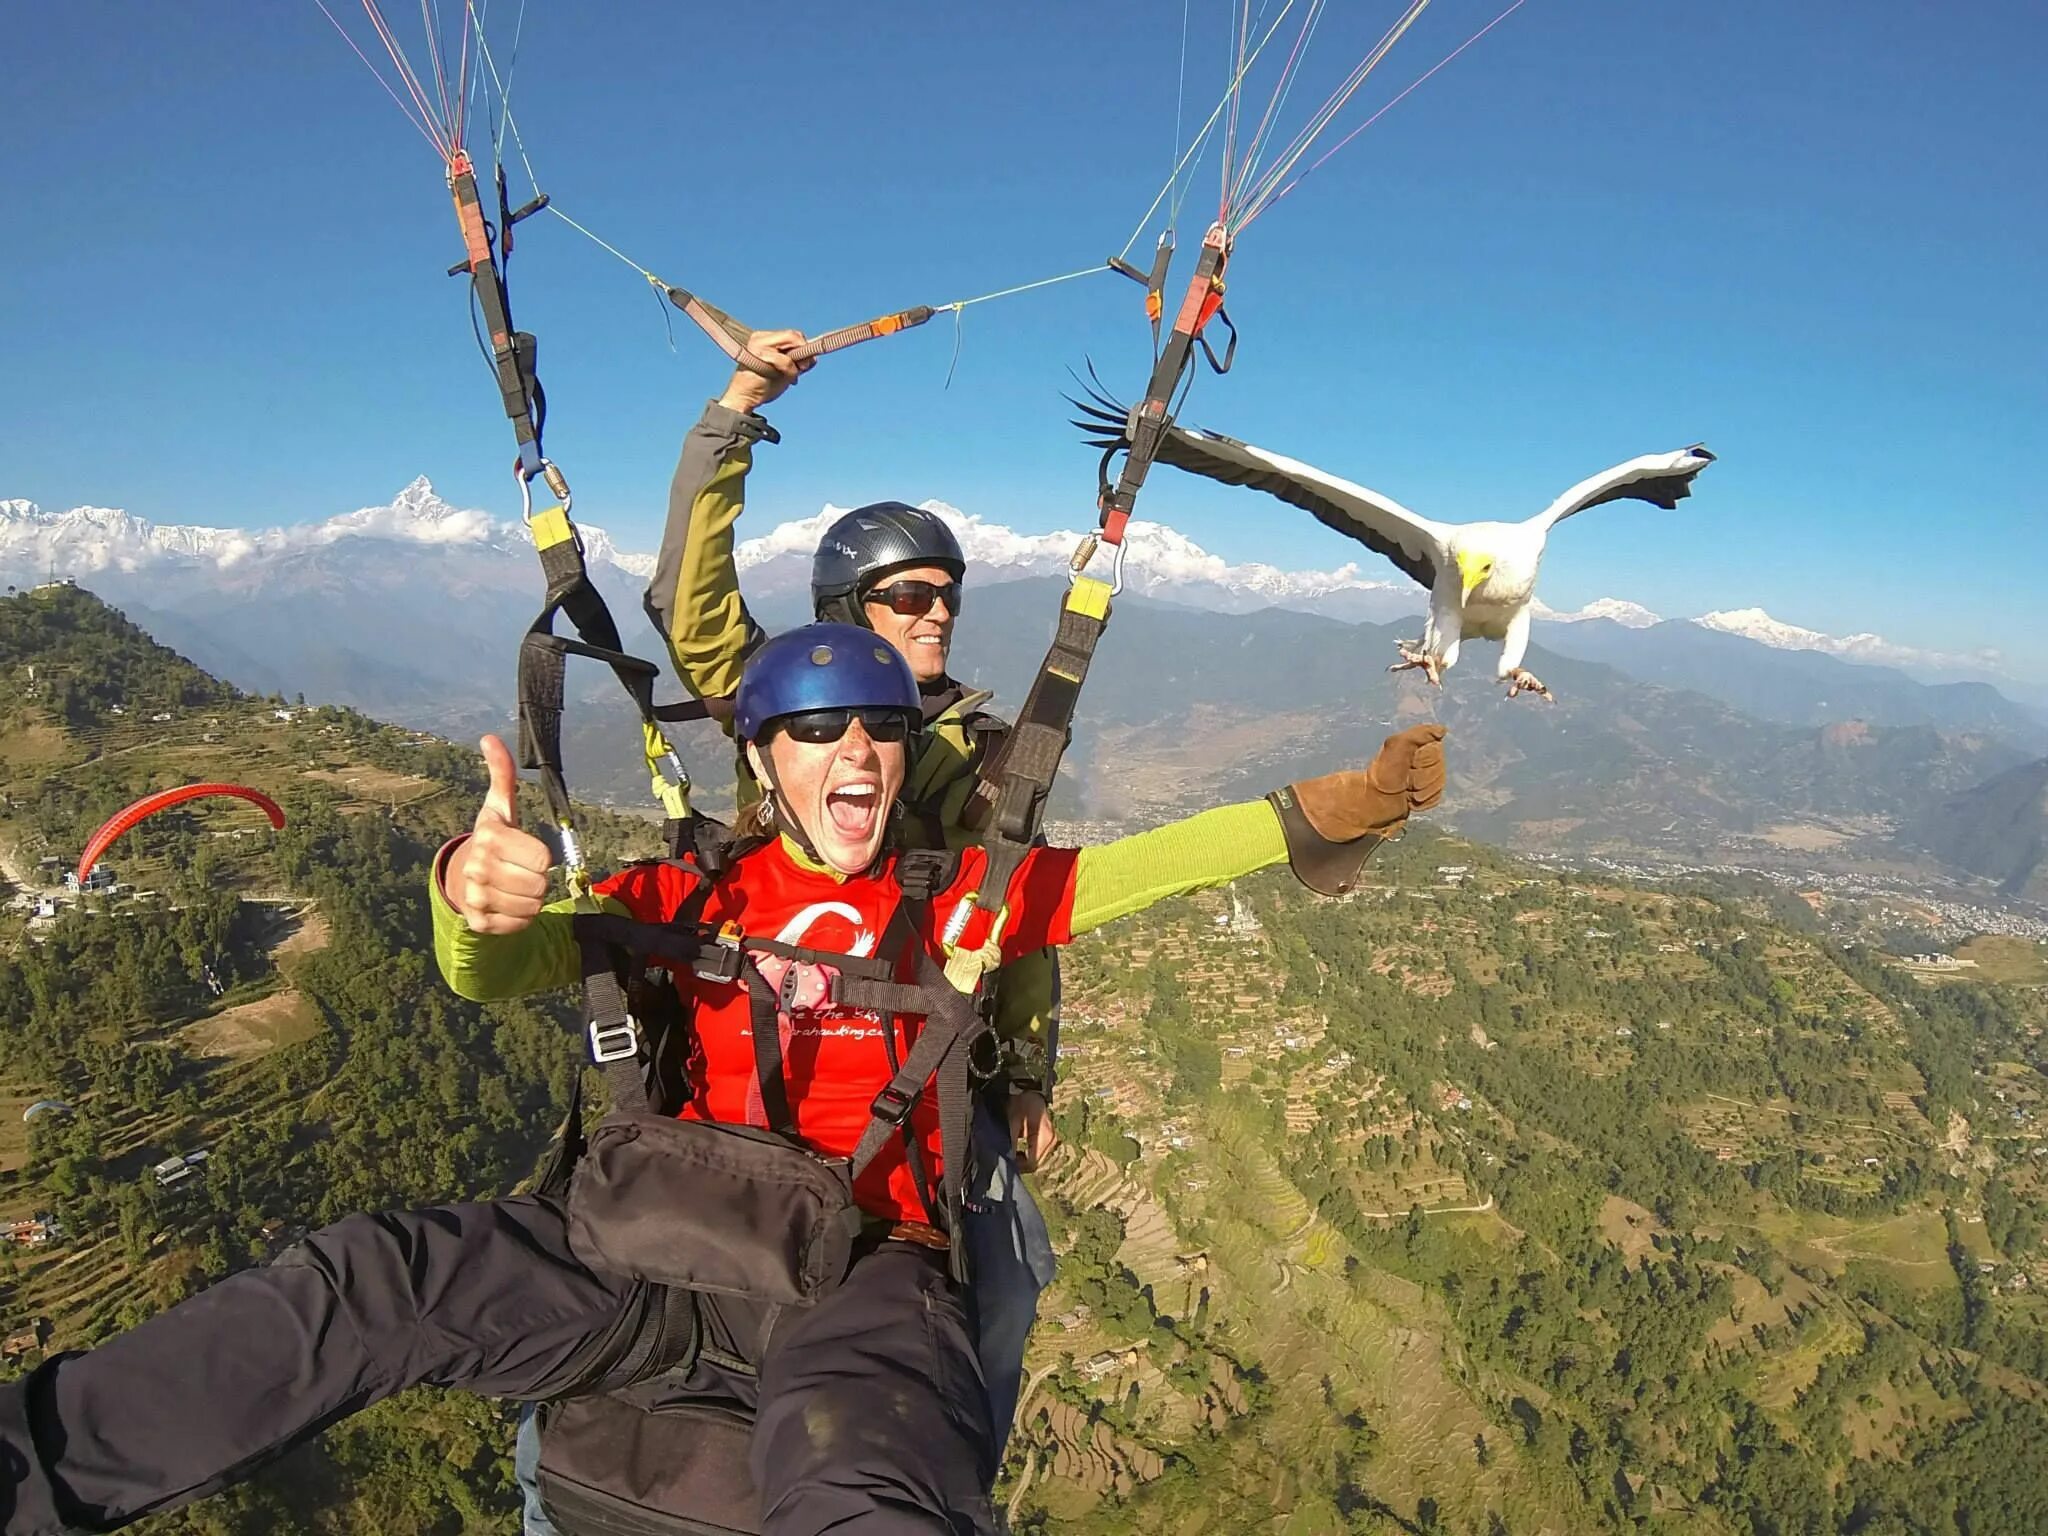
[561,856,989,1306]
[566,1111,864,1307]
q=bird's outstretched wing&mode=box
[1072,383,1448,591]
[1528,445,1716,533]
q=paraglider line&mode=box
[937,263,1113,387]
[312,0,449,157]
[1117,0,1296,261]
[945,305,965,390]
[547,204,659,282]
[418,0,456,147]
[360,0,454,154]
[1219,0,1249,218]
[1166,0,1191,236]
[1244,0,1434,211]
[465,0,542,197]
[451,0,474,147]
[1230,0,1433,227]
[465,0,491,135]
[1240,0,1528,230]
[938,264,1108,312]
[1228,0,1329,212]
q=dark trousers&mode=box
[0,1195,997,1536]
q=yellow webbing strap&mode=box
[641,721,692,819]
[942,912,1007,995]
[1064,576,1113,621]
[529,504,577,553]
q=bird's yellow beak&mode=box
[1456,550,1492,601]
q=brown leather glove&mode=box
[1267,724,1447,896]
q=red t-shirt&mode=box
[593,839,1079,1224]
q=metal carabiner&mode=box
[540,457,572,508]
[516,459,574,524]
[1067,531,1127,596]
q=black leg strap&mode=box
[578,938,652,1115]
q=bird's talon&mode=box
[1390,643,1443,687]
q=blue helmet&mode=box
[734,623,920,743]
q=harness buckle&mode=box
[940,891,982,950]
[588,1014,642,1064]
[557,825,586,881]
[691,932,743,985]
[870,1082,920,1129]
[778,962,806,1012]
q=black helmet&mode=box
[811,502,965,626]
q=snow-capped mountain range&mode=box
[728,500,1421,619]
[1,482,2036,724]
[0,481,658,582]
[1694,607,2005,678]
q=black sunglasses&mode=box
[863,578,963,618]
[775,706,919,745]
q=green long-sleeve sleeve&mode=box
[642,400,775,716]
[428,845,631,1003]
[1065,800,1290,937]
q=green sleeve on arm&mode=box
[1067,800,1288,937]
[428,858,630,1003]
[642,401,775,730]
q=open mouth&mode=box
[825,781,881,838]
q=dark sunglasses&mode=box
[863,578,963,618]
[775,706,919,745]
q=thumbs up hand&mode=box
[445,735,556,934]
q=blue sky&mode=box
[6,2,2044,674]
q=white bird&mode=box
[1075,392,1714,700]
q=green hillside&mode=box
[0,585,661,1534]
[1007,834,2048,1533]
[5,584,2048,1534]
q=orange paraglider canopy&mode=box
[77,785,286,884]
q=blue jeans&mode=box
[515,1400,556,1536]
[512,1104,1054,1533]
[965,1099,1057,1456]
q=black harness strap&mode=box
[653,697,719,725]
[738,954,797,1137]
[578,937,656,1119]
[448,149,698,866]
[860,897,942,1229]
[846,937,988,1283]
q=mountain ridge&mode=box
[6,485,2030,709]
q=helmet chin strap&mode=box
[752,750,824,865]
[816,593,866,629]
[753,741,898,876]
